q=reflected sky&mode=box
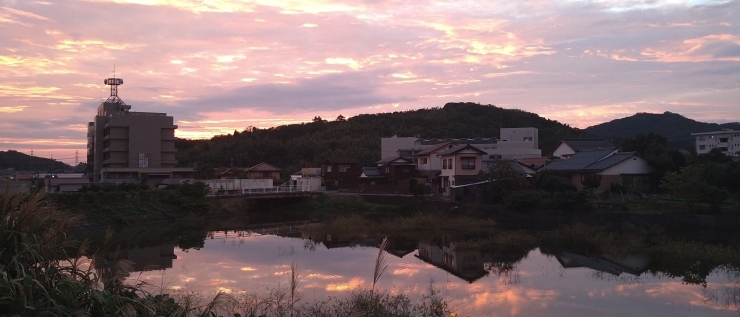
[117,232,739,317]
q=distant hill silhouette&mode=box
[176,102,593,173]
[0,150,72,172]
[585,112,740,150]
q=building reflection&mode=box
[555,252,651,276]
[416,238,489,283]
[94,245,177,279]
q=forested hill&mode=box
[0,150,72,172]
[175,102,591,174]
[584,112,740,150]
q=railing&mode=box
[241,185,321,195]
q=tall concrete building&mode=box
[87,77,192,184]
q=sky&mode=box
[1,0,739,165]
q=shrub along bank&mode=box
[47,182,218,225]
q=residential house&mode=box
[44,177,90,192]
[691,129,740,157]
[438,144,486,196]
[551,139,615,159]
[415,142,454,189]
[539,149,651,191]
[360,156,418,194]
[358,167,386,190]
[245,162,283,183]
[516,157,552,170]
[321,158,361,189]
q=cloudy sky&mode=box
[1,0,739,164]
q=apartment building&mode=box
[691,129,740,157]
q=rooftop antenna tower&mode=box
[103,65,129,109]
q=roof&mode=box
[481,160,536,175]
[375,156,414,164]
[540,150,637,172]
[360,167,385,178]
[516,157,551,169]
[415,142,454,156]
[558,139,615,152]
[324,158,360,164]
[438,144,487,156]
[690,129,738,136]
[101,167,195,173]
[247,162,282,172]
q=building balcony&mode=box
[103,147,128,153]
[103,157,128,165]
[103,134,128,140]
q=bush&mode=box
[506,191,547,212]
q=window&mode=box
[442,159,447,169]
[699,145,706,150]
[720,138,729,142]
[326,165,332,173]
[447,159,453,169]
[461,157,475,169]
[262,172,272,178]
[419,157,428,165]
[699,136,706,141]
[339,165,350,172]
[523,136,533,141]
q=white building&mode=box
[691,130,740,157]
[380,127,541,161]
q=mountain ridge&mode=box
[584,111,740,150]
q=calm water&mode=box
[89,228,740,317]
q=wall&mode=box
[600,157,651,175]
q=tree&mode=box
[620,133,686,192]
[661,165,712,213]
[336,114,346,122]
[483,160,529,205]
[581,173,601,194]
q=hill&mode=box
[0,150,72,172]
[175,102,592,174]
[584,112,740,150]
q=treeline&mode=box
[176,102,591,175]
[0,150,72,172]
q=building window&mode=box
[442,159,447,169]
[326,165,332,173]
[262,172,272,178]
[447,159,453,169]
[339,165,350,172]
[523,136,533,141]
[698,136,705,141]
[720,138,729,142]
[461,157,475,169]
[419,157,428,165]
[699,145,706,150]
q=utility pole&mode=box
[75,150,79,165]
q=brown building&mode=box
[321,158,360,184]
[87,77,191,184]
